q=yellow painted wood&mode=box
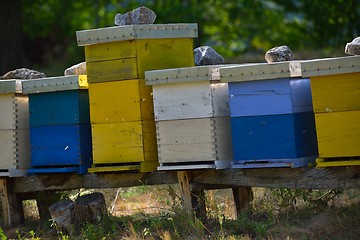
[88,165,140,173]
[89,79,154,124]
[136,38,194,79]
[316,158,360,168]
[315,110,360,158]
[85,41,136,62]
[310,72,360,113]
[91,120,157,164]
[86,58,138,83]
[139,160,158,172]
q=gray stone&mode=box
[194,46,225,66]
[265,45,294,63]
[345,37,360,55]
[114,6,156,26]
[64,62,86,76]
[0,68,46,80]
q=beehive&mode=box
[22,75,92,174]
[220,62,318,168]
[300,56,360,167]
[145,65,233,170]
[76,24,197,172]
[0,80,30,177]
[76,24,197,83]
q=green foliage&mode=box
[0,228,7,240]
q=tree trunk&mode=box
[74,192,106,228]
[49,199,75,233]
[0,0,23,75]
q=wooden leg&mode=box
[177,171,192,211]
[0,178,24,226]
[232,186,253,219]
[190,184,207,220]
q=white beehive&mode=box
[145,65,234,170]
[0,80,30,176]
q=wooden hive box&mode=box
[145,65,234,170]
[22,75,92,174]
[0,80,30,177]
[300,56,360,167]
[88,79,158,172]
[220,62,318,168]
[76,24,197,83]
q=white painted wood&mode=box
[220,61,302,83]
[153,81,213,120]
[300,55,360,77]
[158,164,216,171]
[0,94,29,130]
[145,64,236,85]
[0,94,15,130]
[0,80,22,94]
[76,23,198,46]
[0,129,30,175]
[152,81,230,121]
[156,117,232,165]
[22,75,88,94]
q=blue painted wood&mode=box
[231,157,315,169]
[231,112,318,161]
[228,78,313,117]
[27,165,90,174]
[29,90,90,126]
[30,124,92,167]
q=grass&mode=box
[1,186,360,239]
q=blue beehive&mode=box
[220,62,318,168]
[22,75,92,174]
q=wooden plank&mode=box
[316,158,360,167]
[76,24,198,46]
[0,178,24,226]
[0,94,16,130]
[22,75,88,94]
[84,40,136,62]
[300,55,360,78]
[315,110,360,158]
[232,187,253,218]
[86,58,138,83]
[220,61,302,83]
[89,80,154,124]
[136,38,195,79]
[310,72,360,113]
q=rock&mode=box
[345,37,360,55]
[0,68,46,80]
[265,45,294,63]
[114,6,156,26]
[194,46,225,66]
[64,62,86,76]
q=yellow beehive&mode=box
[76,24,197,83]
[76,24,198,172]
[301,56,360,167]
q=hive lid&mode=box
[0,80,22,94]
[76,23,198,46]
[145,65,238,85]
[22,75,88,94]
[300,55,360,77]
[219,61,302,83]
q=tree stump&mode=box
[74,192,106,227]
[49,199,75,233]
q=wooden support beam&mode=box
[232,187,253,219]
[0,178,24,226]
[190,184,207,220]
[177,171,192,211]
